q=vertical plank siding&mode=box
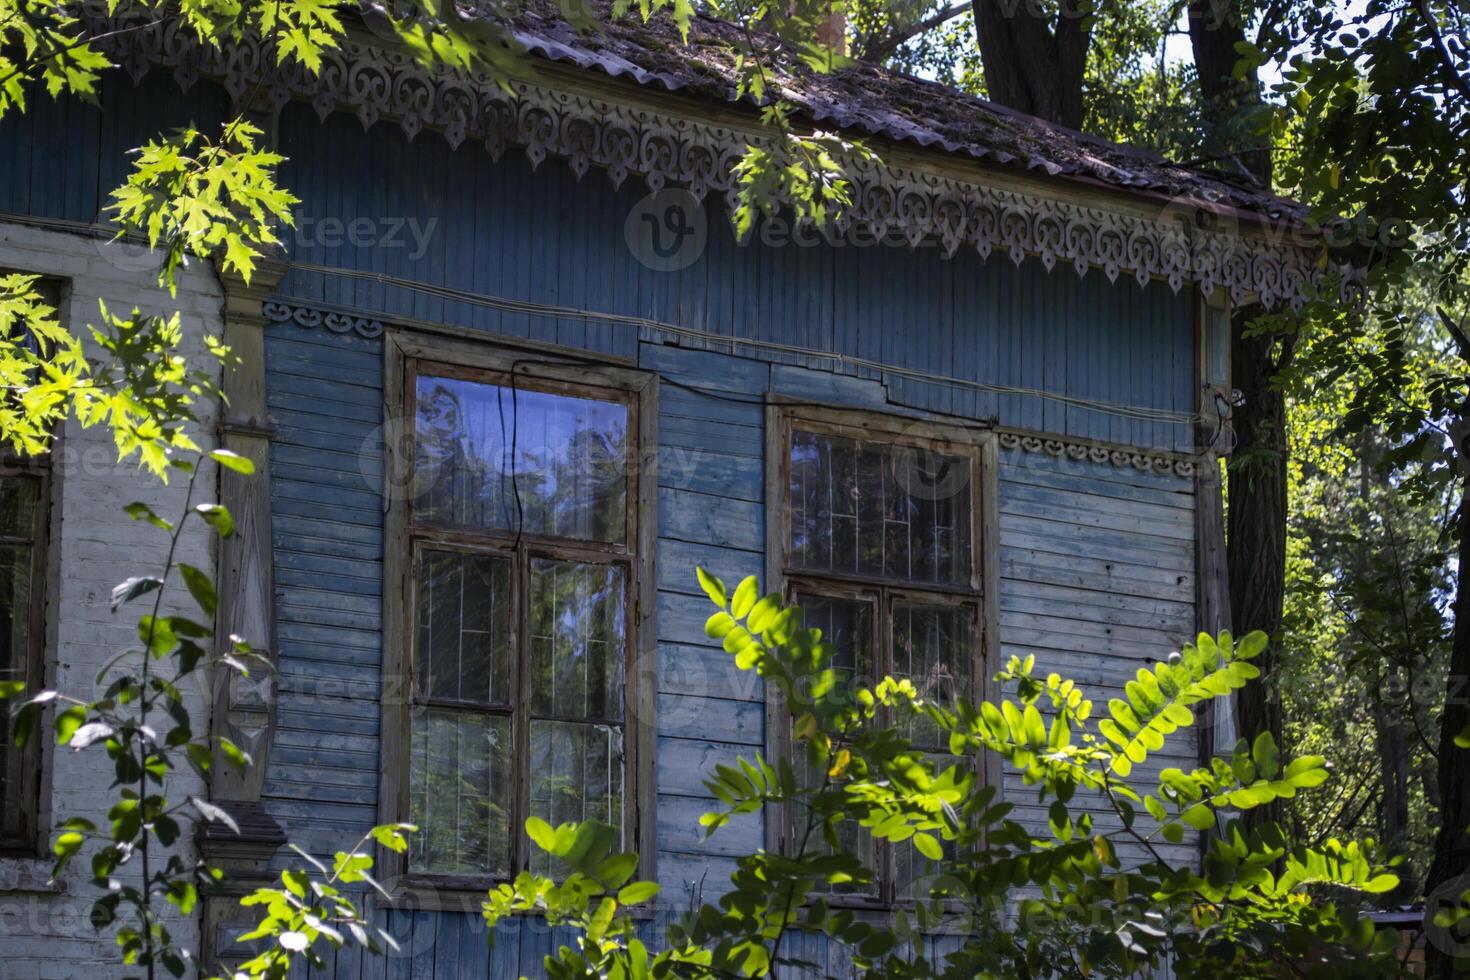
[7,85,1202,975]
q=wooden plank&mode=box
[999,490,1194,542]
[657,539,761,595]
[657,692,763,744]
[657,445,762,501]
[1001,546,1194,602]
[658,642,765,703]
[656,795,761,856]
[1001,578,1193,631]
[655,736,756,798]
[998,514,1195,570]
[657,487,763,549]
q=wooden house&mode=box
[0,1,1350,974]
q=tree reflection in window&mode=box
[406,368,636,881]
[413,376,627,542]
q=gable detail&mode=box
[88,6,1355,310]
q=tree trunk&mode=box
[1186,0,1270,182]
[970,0,1091,129]
[1225,322,1287,770]
[1189,4,1290,828]
[1425,424,1470,978]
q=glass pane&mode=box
[0,478,36,538]
[891,602,972,750]
[409,707,513,877]
[416,551,511,706]
[414,375,629,542]
[0,542,33,839]
[795,593,873,712]
[789,430,971,585]
[530,560,625,722]
[529,720,624,872]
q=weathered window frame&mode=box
[380,329,657,909]
[0,460,51,856]
[763,399,1000,909]
[0,272,62,857]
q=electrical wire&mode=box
[287,261,1208,429]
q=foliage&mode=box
[0,322,412,978]
[231,823,416,979]
[482,818,668,978]
[0,278,226,475]
[483,573,1405,979]
[1275,300,1453,892]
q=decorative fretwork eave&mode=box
[87,4,1360,311]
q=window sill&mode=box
[0,856,65,893]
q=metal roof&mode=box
[508,0,1305,222]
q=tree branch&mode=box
[1415,0,1470,105]
[858,1,968,63]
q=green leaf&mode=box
[1252,731,1280,780]
[370,823,415,853]
[209,449,256,474]
[123,501,173,531]
[730,576,759,619]
[196,503,234,538]
[1234,631,1268,660]
[695,567,727,608]
[913,832,944,861]
[617,881,660,904]
[1181,804,1215,831]
[54,705,86,745]
[178,564,217,618]
[111,576,163,612]
[53,830,85,863]
[526,816,557,853]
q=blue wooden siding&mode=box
[0,73,229,225]
[3,77,1201,976]
[266,100,1196,454]
[260,313,1198,976]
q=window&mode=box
[0,274,57,853]
[769,406,993,906]
[382,338,655,896]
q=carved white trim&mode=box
[263,299,385,338]
[998,430,1197,478]
[90,6,1358,310]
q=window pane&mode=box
[414,375,629,542]
[891,602,972,750]
[0,542,33,839]
[529,720,624,872]
[529,560,625,722]
[416,551,511,706]
[409,707,513,877]
[789,430,971,585]
[0,478,36,538]
[795,593,873,711]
